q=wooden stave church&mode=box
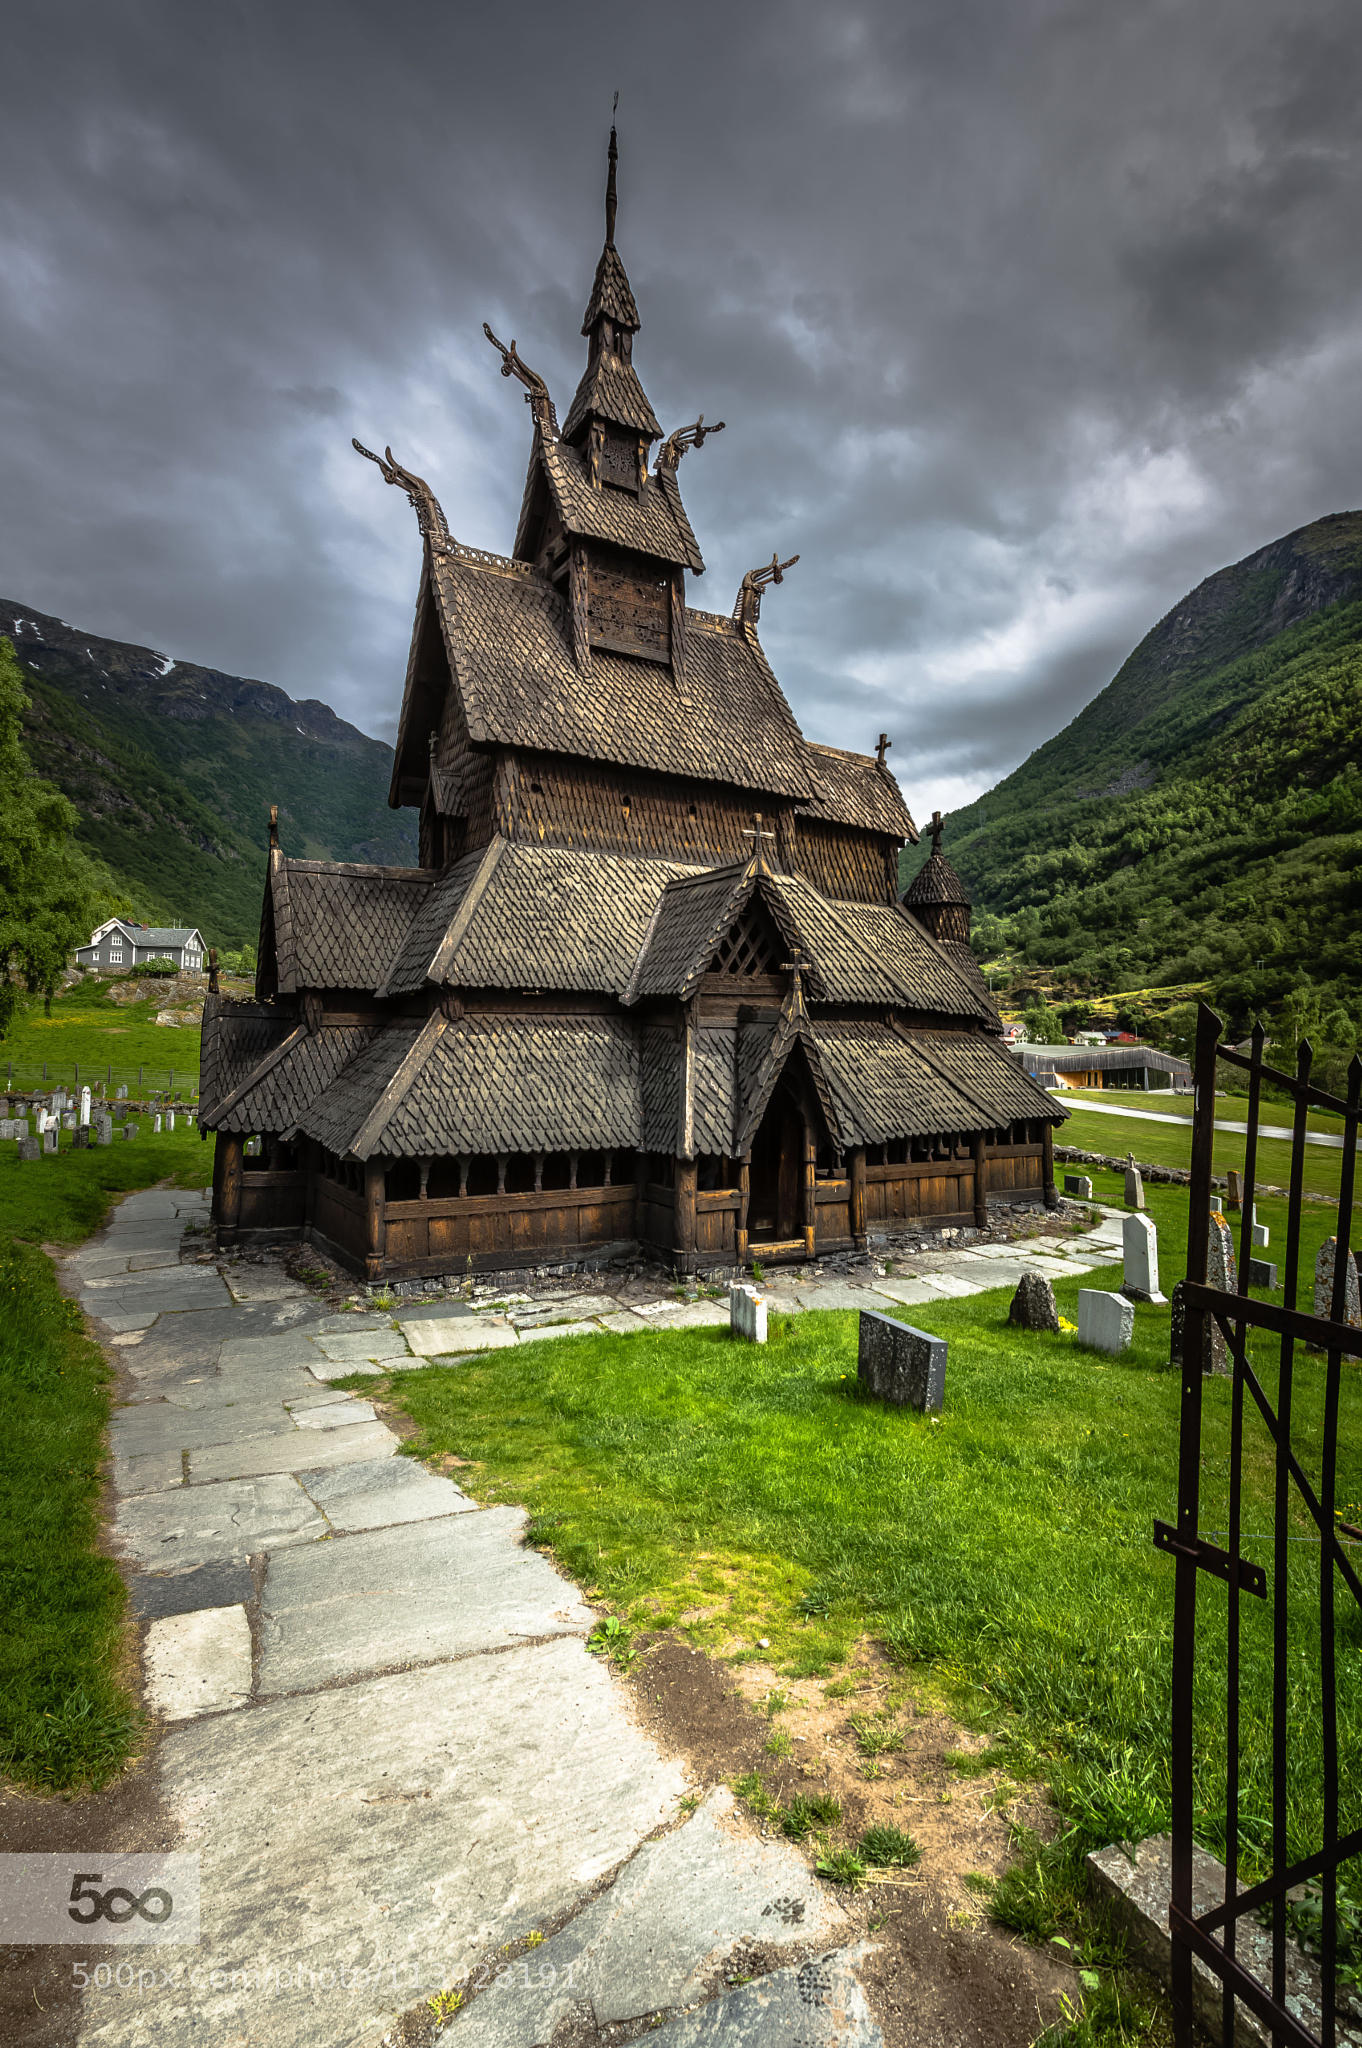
[198,131,1064,1284]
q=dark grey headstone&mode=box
[1008,1271,1059,1332]
[858,1310,946,1412]
[1247,1257,1277,1290]
[18,1135,40,1162]
[1170,1279,1226,1376]
[128,1560,254,1619]
[123,1122,139,1140]
[72,1126,90,1150]
[1064,1173,1093,1199]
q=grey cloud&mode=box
[2,0,1360,832]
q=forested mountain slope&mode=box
[2,603,414,948]
[902,513,1362,1030]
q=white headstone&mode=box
[1252,1221,1270,1251]
[42,1125,59,1153]
[1078,1288,1134,1354]
[153,1112,163,1134]
[167,1109,176,1131]
[1122,1212,1166,1303]
[1124,1154,1145,1210]
[116,1085,128,1100]
[78,1086,91,1127]
[729,1282,768,1344]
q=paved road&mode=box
[1058,1095,1356,1152]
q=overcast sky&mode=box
[4,0,1360,826]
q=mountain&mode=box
[2,602,416,949]
[902,512,1362,1036]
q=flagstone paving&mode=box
[68,1184,1130,2046]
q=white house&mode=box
[75,922,207,975]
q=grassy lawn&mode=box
[1059,1102,1353,1201]
[1,978,204,1097]
[1060,1087,1352,1139]
[385,1170,1361,1902]
[0,1123,208,1794]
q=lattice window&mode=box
[711,906,779,978]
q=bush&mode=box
[131,957,177,979]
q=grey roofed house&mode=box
[75,921,207,974]
[1010,1042,1192,1091]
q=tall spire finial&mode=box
[606,93,619,247]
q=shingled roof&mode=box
[299,1013,643,1160]
[200,1022,379,1138]
[382,839,704,997]
[537,439,701,569]
[198,996,293,1121]
[812,1022,1062,1145]
[262,858,434,996]
[582,243,639,333]
[561,352,662,444]
[903,846,971,909]
[801,745,917,840]
[427,551,815,796]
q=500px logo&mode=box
[0,1855,200,1946]
[68,1874,174,1926]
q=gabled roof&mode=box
[623,863,761,1004]
[299,1012,643,1160]
[262,858,435,995]
[199,1021,378,1137]
[198,996,293,1122]
[801,745,917,840]
[533,439,701,571]
[562,352,662,444]
[425,551,815,796]
[811,1021,1063,1145]
[382,839,704,997]
[82,922,202,948]
[733,1001,844,1158]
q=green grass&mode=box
[386,1172,1362,1902]
[1059,1102,1352,1201]
[0,1124,208,1792]
[1,979,203,1097]
[1061,1087,1353,1139]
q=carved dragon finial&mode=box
[655,414,726,476]
[482,324,560,438]
[351,439,451,549]
[734,551,800,632]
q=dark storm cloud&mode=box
[3,0,1360,826]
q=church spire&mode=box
[605,111,618,248]
[563,118,661,449]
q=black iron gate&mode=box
[1165,1004,1361,2046]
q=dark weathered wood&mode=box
[802,1125,817,1259]
[218,1134,244,1239]
[972,1132,988,1227]
[365,1159,386,1280]
[674,1156,698,1271]
[849,1146,867,1248]
[1042,1122,1057,1208]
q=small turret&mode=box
[902,811,971,947]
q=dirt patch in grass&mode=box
[623,1634,1074,2048]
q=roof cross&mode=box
[781,950,809,1007]
[928,809,944,856]
[876,732,892,766]
[742,811,776,872]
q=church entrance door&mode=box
[747,1092,804,1246]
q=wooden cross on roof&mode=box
[742,810,776,871]
[781,949,809,1008]
[876,732,892,766]
[928,809,944,855]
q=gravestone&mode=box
[72,1127,90,1150]
[1247,1257,1277,1290]
[1078,1289,1134,1354]
[1122,1213,1166,1303]
[42,1126,58,1154]
[1008,1272,1060,1332]
[1252,1221,1270,1251]
[94,1114,113,1146]
[153,1113,163,1134]
[78,1086,91,1127]
[116,1085,128,1100]
[18,1136,40,1162]
[1207,1212,1237,1296]
[51,1090,67,1112]
[1226,1168,1243,1211]
[1064,1174,1094,1200]
[1124,1154,1146,1211]
[729,1282,768,1344]
[857,1311,946,1412]
[1170,1279,1227,1377]
[1313,1239,1362,1331]
[167,1109,176,1131]
[61,1112,76,1131]
[123,1122,139,1140]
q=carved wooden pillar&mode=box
[533,1151,544,1193]
[569,546,591,671]
[736,1158,751,1266]
[972,1133,988,1228]
[569,1150,578,1191]
[633,1149,649,1250]
[802,1127,817,1259]
[1042,1123,1059,1210]
[849,1147,867,1250]
[674,1156,698,1275]
[364,1158,386,1282]
[669,571,687,682]
[218,1134,243,1243]
[496,1153,508,1194]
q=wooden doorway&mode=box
[747,1091,804,1245]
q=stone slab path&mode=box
[68,1189,1129,2046]
[72,1189,907,2048]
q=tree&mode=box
[1023,998,1067,1045]
[0,638,124,1030]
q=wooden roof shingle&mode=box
[266,859,435,994]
